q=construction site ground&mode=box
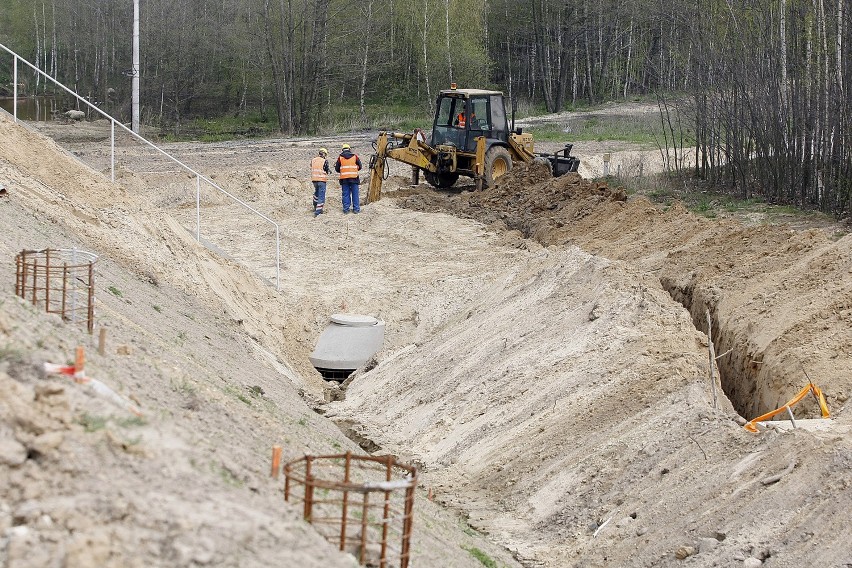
[1,106,851,568]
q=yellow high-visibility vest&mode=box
[339,155,359,179]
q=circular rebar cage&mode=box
[15,248,98,334]
[284,452,416,568]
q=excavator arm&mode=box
[367,131,436,202]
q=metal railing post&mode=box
[196,175,201,241]
[13,56,18,122]
[2,41,283,295]
[275,226,281,291]
[111,120,116,183]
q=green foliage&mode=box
[115,416,147,428]
[156,112,277,143]
[567,113,661,145]
[211,462,243,488]
[463,546,498,568]
[170,377,196,395]
[0,344,24,363]
[107,286,123,298]
[317,101,430,136]
[78,413,107,433]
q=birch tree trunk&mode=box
[263,0,288,133]
[444,0,453,83]
[837,0,843,92]
[422,0,432,113]
[624,14,634,99]
[360,0,373,124]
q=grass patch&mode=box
[170,377,196,395]
[155,101,430,142]
[318,100,430,136]
[157,111,278,142]
[152,305,162,313]
[212,462,244,487]
[107,286,123,298]
[464,546,498,568]
[224,385,252,406]
[623,174,845,231]
[558,113,662,145]
[0,344,24,363]
[78,413,107,433]
[115,416,147,428]
[459,518,481,537]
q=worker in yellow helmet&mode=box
[335,143,363,213]
[310,147,330,216]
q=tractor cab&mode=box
[431,88,510,153]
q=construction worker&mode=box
[455,103,467,128]
[310,147,330,216]
[334,143,362,214]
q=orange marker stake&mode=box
[74,346,85,379]
[271,445,282,479]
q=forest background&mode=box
[0,0,850,215]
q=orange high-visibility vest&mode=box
[339,155,359,179]
[457,113,466,128]
[311,156,328,181]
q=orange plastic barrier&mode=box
[744,382,830,433]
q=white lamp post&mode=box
[132,0,140,133]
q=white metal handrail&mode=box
[0,42,281,291]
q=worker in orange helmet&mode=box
[334,143,363,214]
[310,147,330,216]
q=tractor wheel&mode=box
[484,146,513,188]
[425,171,460,189]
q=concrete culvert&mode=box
[310,314,385,381]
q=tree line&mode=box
[0,0,850,215]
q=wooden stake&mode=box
[74,346,85,379]
[270,445,282,478]
[706,310,718,410]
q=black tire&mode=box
[484,146,513,188]
[425,171,460,189]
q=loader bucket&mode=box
[550,144,580,177]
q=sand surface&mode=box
[2,108,851,567]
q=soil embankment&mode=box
[2,111,852,567]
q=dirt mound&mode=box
[396,165,852,420]
[6,108,852,568]
[0,112,528,568]
[398,162,627,242]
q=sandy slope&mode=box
[2,110,852,568]
[0,112,522,568]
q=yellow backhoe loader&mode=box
[367,85,579,202]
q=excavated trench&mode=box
[661,275,765,421]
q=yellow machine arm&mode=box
[368,131,436,202]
